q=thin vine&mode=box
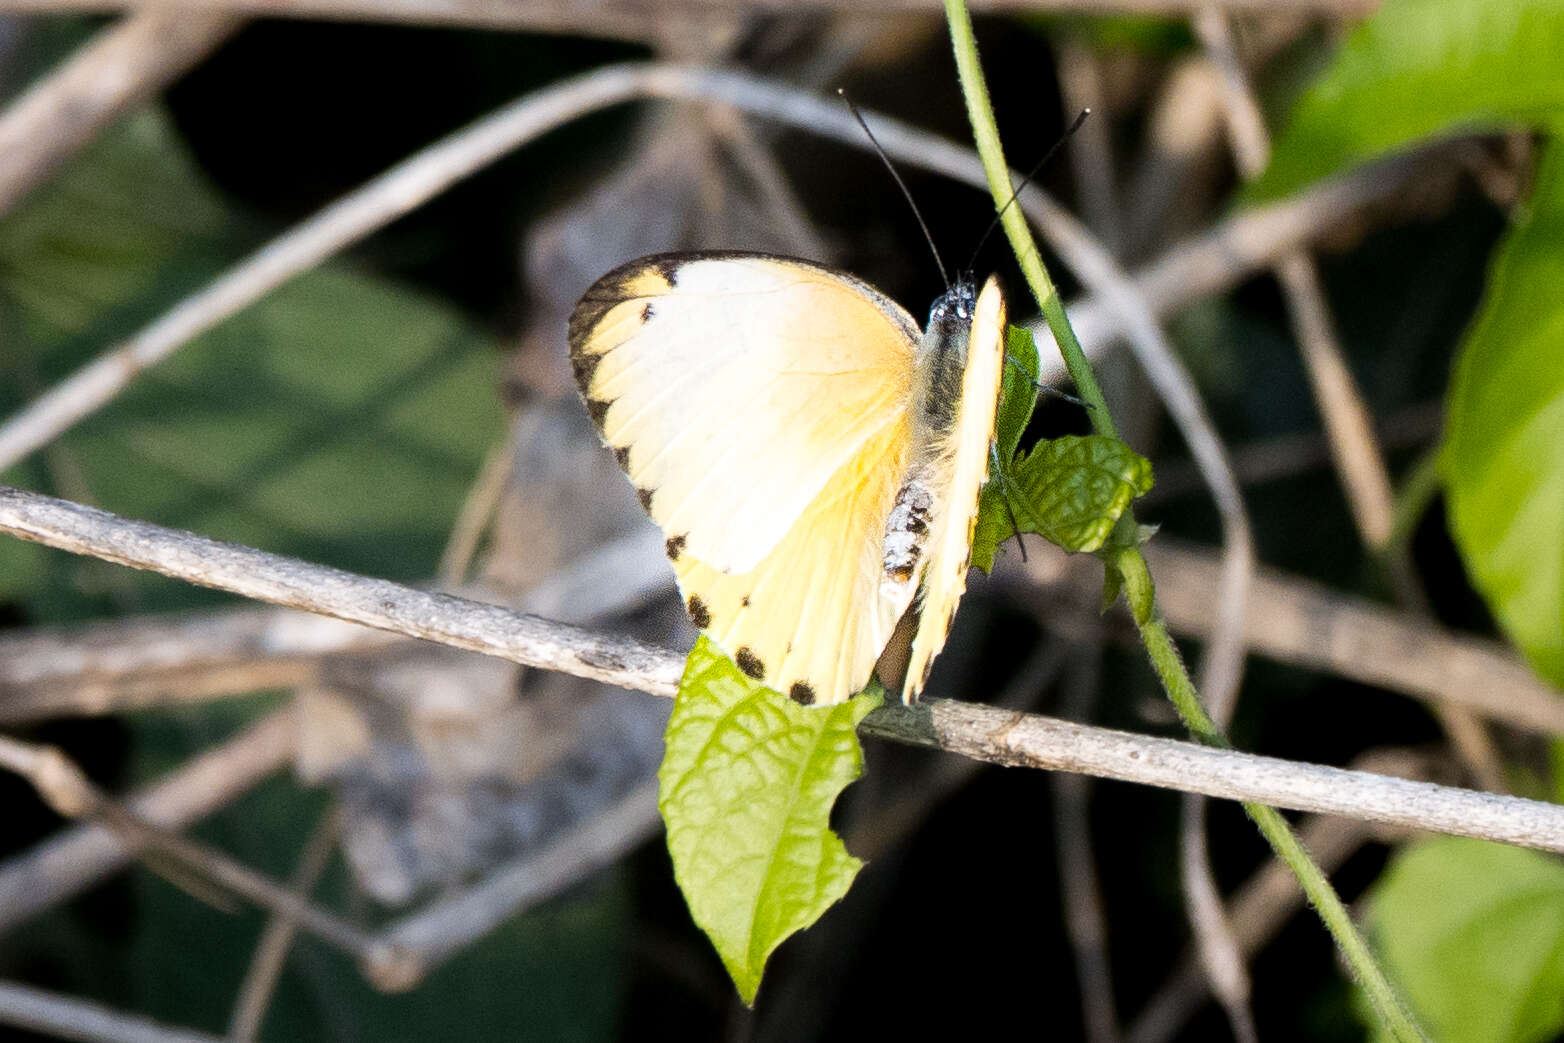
[941,3,1426,1039]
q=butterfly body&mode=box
[568,252,1005,706]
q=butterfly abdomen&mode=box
[881,478,934,587]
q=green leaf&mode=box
[995,324,1041,463]
[1254,0,1564,201]
[1443,140,1564,685]
[1364,836,1564,1043]
[658,637,877,1005]
[973,434,1153,570]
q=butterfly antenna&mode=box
[964,108,1091,272]
[839,89,951,289]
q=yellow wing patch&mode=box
[672,415,916,706]
[570,253,919,575]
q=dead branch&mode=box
[4,484,1564,856]
[0,731,387,965]
[0,0,1383,38]
[0,706,294,931]
[367,781,661,985]
[1057,140,1475,370]
[0,606,402,723]
[0,979,222,1043]
[228,810,341,1042]
[0,7,241,216]
[0,62,1458,475]
[1139,541,1564,734]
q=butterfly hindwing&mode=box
[570,252,921,575]
[672,414,917,705]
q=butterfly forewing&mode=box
[568,252,927,705]
[570,253,920,575]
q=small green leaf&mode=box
[1443,140,1564,685]
[1363,837,1564,1043]
[658,637,878,1004]
[973,434,1153,570]
[1253,0,1564,202]
[995,324,1041,463]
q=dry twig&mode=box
[367,781,661,984]
[0,7,241,216]
[0,730,389,966]
[1191,6,1507,795]
[0,979,222,1043]
[0,706,294,931]
[227,809,341,1043]
[3,484,1563,856]
[0,62,1460,474]
[1006,542,1564,736]
[1052,647,1121,1043]
[0,0,1384,37]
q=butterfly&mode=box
[568,252,1006,706]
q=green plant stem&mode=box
[943,3,1426,1039]
[942,3,1118,444]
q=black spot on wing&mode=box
[641,302,655,322]
[567,257,661,351]
[686,595,711,629]
[587,398,612,429]
[665,535,686,561]
[789,682,816,706]
[613,445,631,471]
[740,595,750,607]
[637,487,654,511]
[735,647,766,680]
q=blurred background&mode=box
[0,2,1558,1041]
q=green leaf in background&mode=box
[1363,836,1564,1043]
[1253,0,1564,202]
[658,636,878,1005]
[0,109,504,615]
[973,434,1153,571]
[1443,141,1564,685]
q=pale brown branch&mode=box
[4,484,1564,857]
[227,809,341,1043]
[367,781,661,985]
[0,0,1384,38]
[0,62,1453,475]
[0,980,222,1043]
[0,606,402,724]
[1129,749,1431,1043]
[0,7,241,216]
[0,705,294,932]
[0,729,386,965]
[1194,6,1508,796]
[1055,140,1473,373]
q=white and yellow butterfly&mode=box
[568,252,1005,706]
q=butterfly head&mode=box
[927,273,979,333]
